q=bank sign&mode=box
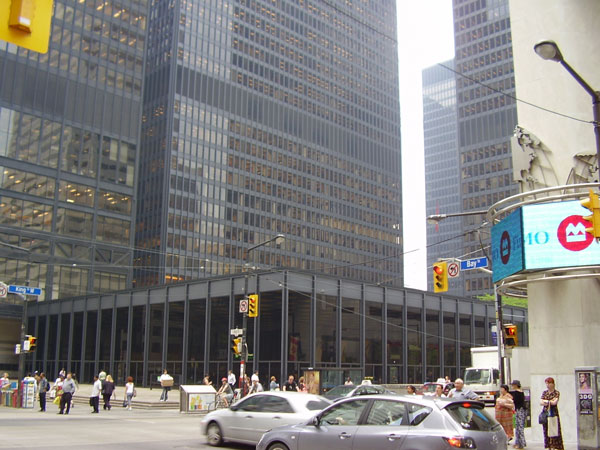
[491,200,600,282]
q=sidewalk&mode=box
[71,383,181,409]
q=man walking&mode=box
[448,378,478,400]
[59,373,76,415]
[90,375,102,413]
[227,370,236,391]
[38,373,49,412]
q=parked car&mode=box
[257,394,508,450]
[420,381,455,396]
[323,384,396,402]
[200,391,331,447]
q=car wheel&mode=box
[206,421,223,447]
[267,443,290,450]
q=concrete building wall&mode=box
[510,1,600,445]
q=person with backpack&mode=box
[38,373,49,412]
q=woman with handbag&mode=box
[540,377,564,450]
[494,384,515,441]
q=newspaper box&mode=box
[179,385,216,413]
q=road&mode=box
[0,406,249,450]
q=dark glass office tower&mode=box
[422,60,464,295]
[0,1,147,300]
[135,0,403,287]
[452,0,518,297]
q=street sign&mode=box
[239,299,248,313]
[8,285,42,296]
[460,257,488,271]
[230,328,243,336]
[0,282,7,297]
[447,262,460,278]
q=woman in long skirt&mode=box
[495,384,515,441]
[541,377,564,450]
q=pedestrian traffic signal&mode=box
[432,262,448,293]
[581,189,600,241]
[0,0,54,53]
[28,336,37,351]
[231,338,242,357]
[248,294,259,317]
[503,324,518,348]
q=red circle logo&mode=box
[557,215,593,251]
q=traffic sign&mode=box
[460,257,488,271]
[8,285,42,296]
[0,282,7,298]
[239,299,248,313]
[447,262,460,278]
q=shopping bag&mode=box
[53,396,61,405]
[547,416,559,437]
[538,408,548,425]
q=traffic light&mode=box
[432,262,448,293]
[231,338,242,357]
[581,189,600,241]
[248,294,259,317]
[503,324,518,348]
[28,336,37,351]
[0,0,54,53]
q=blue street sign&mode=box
[8,285,42,296]
[460,257,488,271]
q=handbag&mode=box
[538,407,548,425]
[547,415,559,437]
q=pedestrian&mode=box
[102,375,115,410]
[541,377,564,450]
[99,370,107,381]
[448,378,478,400]
[406,385,416,395]
[125,376,136,410]
[90,375,101,413]
[510,380,526,449]
[344,377,353,385]
[249,378,264,394]
[433,384,446,398]
[283,375,299,392]
[298,377,308,393]
[269,376,279,391]
[59,368,66,378]
[59,373,76,415]
[251,370,259,384]
[38,373,49,412]
[159,369,173,401]
[495,384,514,441]
[202,374,212,386]
[50,374,64,408]
[70,372,79,409]
[227,370,236,391]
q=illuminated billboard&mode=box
[492,200,600,282]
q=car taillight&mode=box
[443,436,477,448]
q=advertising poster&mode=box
[578,372,593,415]
[188,393,214,411]
[303,370,320,395]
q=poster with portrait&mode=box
[578,372,593,415]
[303,370,320,395]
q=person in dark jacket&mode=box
[38,373,50,412]
[102,375,115,410]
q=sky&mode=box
[397,1,455,290]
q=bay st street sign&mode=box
[460,257,488,271]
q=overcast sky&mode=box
[397,1,455,290]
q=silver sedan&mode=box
[200,391,331,447]
[256,394,508,450]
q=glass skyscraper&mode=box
[452,0,518,296]
[0,1,147,300]
[134,0,403,287]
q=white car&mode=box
[200,391,331,447]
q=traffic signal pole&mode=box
[494,285,506,386]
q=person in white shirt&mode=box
[249,378,263,394]
[227,370,236,390]
[90,375,102,413]
[251,371,259,383]
[125,376,135,410]
[159,369,173,401]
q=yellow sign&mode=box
[0,0,54,53]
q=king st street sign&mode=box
[8,285,42,296]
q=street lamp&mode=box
[534,40,600,177]
[426,210,488,225]
[239,234,285,393]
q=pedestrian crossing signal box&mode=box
[503,324,518,348]
[0,0,54,53]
